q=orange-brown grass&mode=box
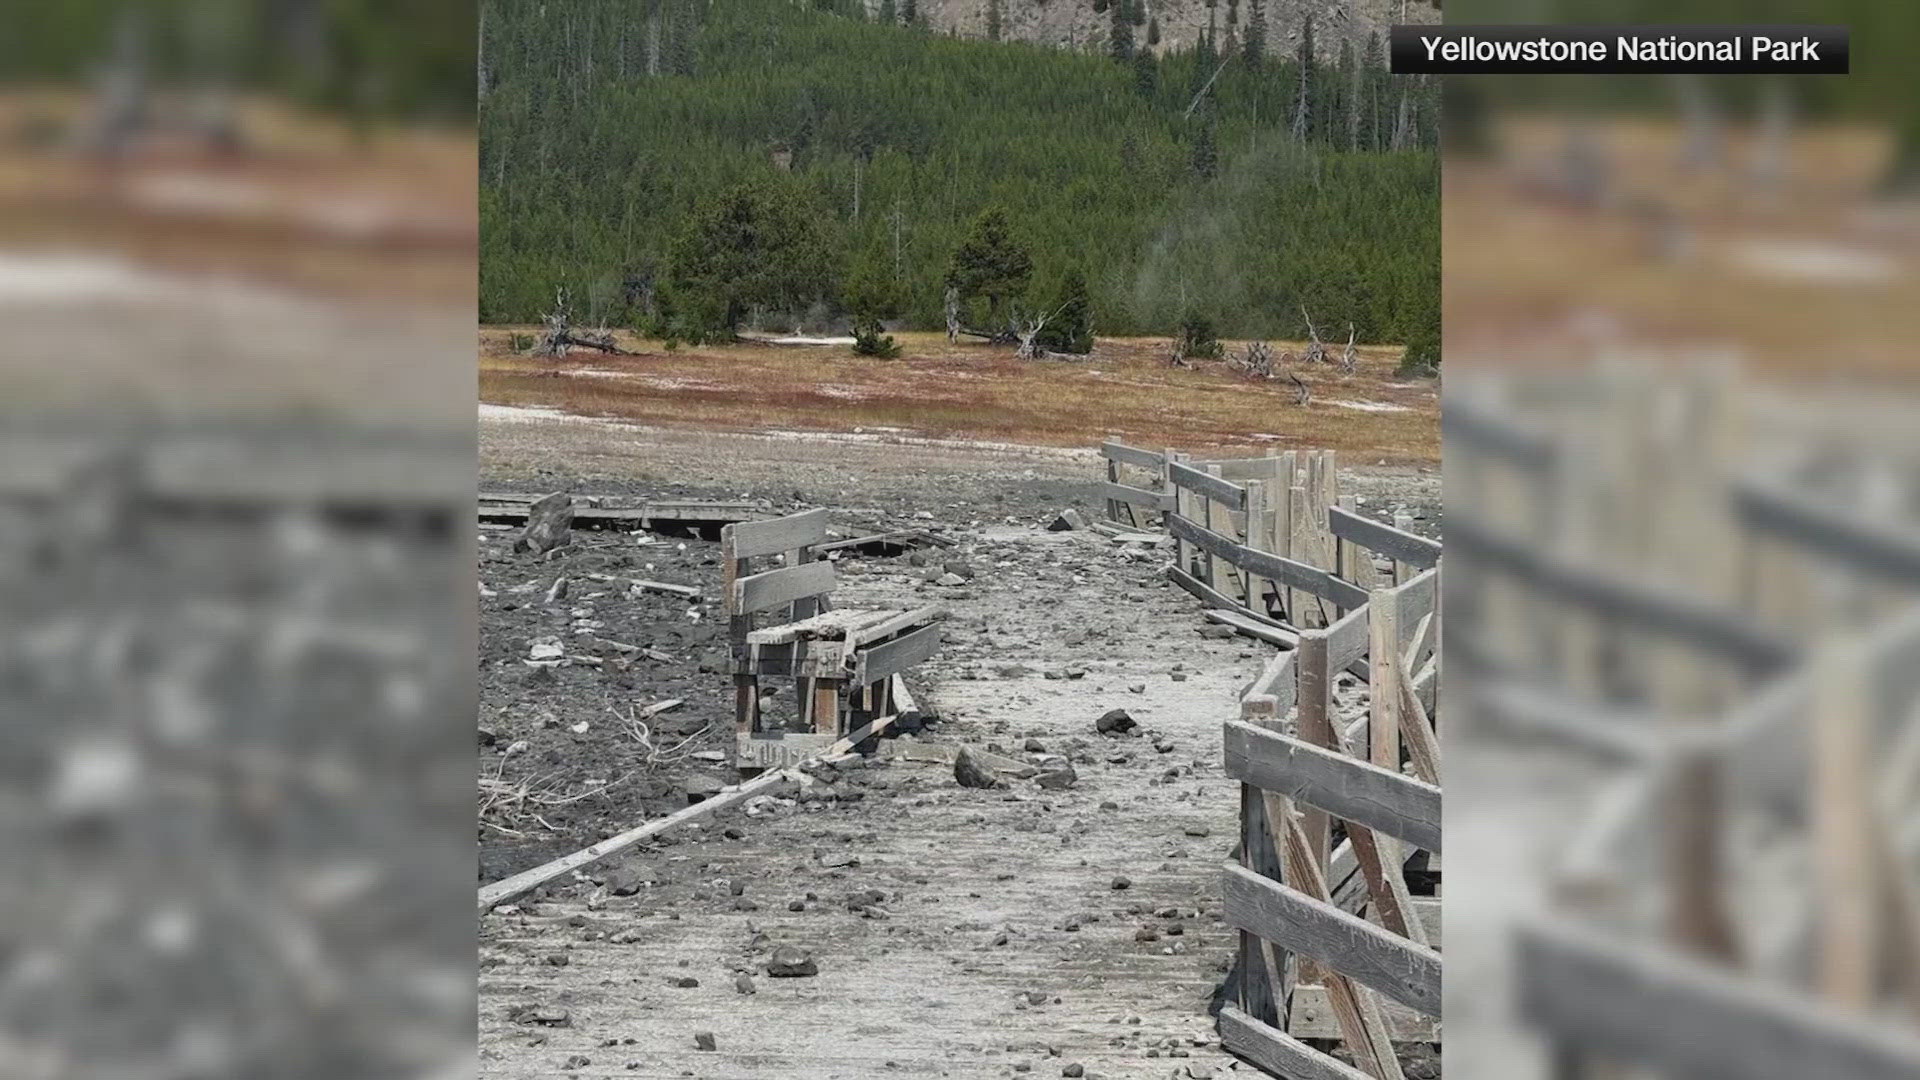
[1447,117,1920,386]
[479,329,1439,464]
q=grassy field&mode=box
[479,328,1440,464]
[1447,117,1918,386]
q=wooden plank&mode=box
[1290,984,1442,1041]
[1242,650,1298,722]
[1325,603,1373,673]
[1219,1005,1373,1080]
[480,768,790,911]
[1270,798,1401,1077]
[1100,439,1166,471]
[726,508,831,560]
[746,608,890,646]
[845,604,948,647]
[1442,394,1557,473]
[1222,863,1441,1015]
[1206,608,1298,647]
[1517,917,1920,1080]
[583,572,702,598]
[1734,477,1920,584]
[1167,460,1248,510]
[1447,516,1797,673]
[1168,513,1369,609]
[854,621,944,685]
[1223,720,1442,854]
[1329,505,1442,569]
[1392,566,1440,632]
[1192,457,1286,482]
[1098,480,1175,512]
[1165,566,1287,628]
[732,560,836,615]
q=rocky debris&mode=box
[1046,508,1087,532]
[1034,763,1078,790]
[952,748,1000,789]
[943,559,975,580]
[693,1032,716,1052]
[509,1004,572,1027]
[1095,709,1137,736]
[766,945,818,978]
[601,865,646,896]
[513,492,574,555]
[734,973,756,995]
[1111,875,1132,890]
[544,576,570,604]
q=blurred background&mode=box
[0,2,474,1078]
[1443,2,1920,1078]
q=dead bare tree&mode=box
[1340,323,1358,374]
[1300,306,1329,366]
[534,288,630,357]
[1287,370,1312,406]
[944,286,962,343]
[1231,340,1276,379]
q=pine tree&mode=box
[1361,30,1385,150]
[1132,48,1156,97]
[986,0,1001,41]
[945,207,1032,330]
[1036,267,1094,353]
[1146,15,1160,46]
[1290,13,1315,142]
[878,0,896,25]
[1191,114,1218,180]
[902,0,919,26]
[1340,37,1358,150]
[670,180,834,336]
[1109,0,1135,62]
[1243,0,1265,67]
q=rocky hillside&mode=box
[902,0,1440,58]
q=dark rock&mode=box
[693,1032,716,1052]
[1035,764,1077,790]
[604,868,644,897]
[953,748,1000,789]
[767,945,818,977]
[1047,509,1087,532]
[1095,709,1137,735]
[735,973,757,995]
[513,492,574,555]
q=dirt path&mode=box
[479,521,1269,1079]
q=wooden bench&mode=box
[721,508,946,773]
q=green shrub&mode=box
[1176,313,1223,360]
[851,316,901,358]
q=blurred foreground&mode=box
[0,52,473,1080]
[1445,100,1920,1080]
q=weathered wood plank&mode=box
[1447,516,1796,673]
[1168,513,1369,609]
[1329,506,1442,570]
[1167,460,1249,510]
[1219,1005,1373,1080]
[1166,565,1287,628]
[855,621,944,685]
[726,508,831,560]
[1290,983,1442,1041]
[1517,917,1920,1080]
[1100,439,1166,470]
[1223,720,1443,854]
[1325,604,1373,673]
[732,560,836,615]
[1392,566,1440,632]
[1098,480,1175,512]
[1207,608,1299,648]
[1222,863,1441,1015]
[1734,477,1920,584]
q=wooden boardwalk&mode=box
[480,526,1262,1079]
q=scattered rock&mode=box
[1111,875,1131,890]
[953,748,1000,789]
[1035,764,1078,790]
[693,1032,716,1052]
[735,973,757,995]
[513,492,574,555]
[1095,709,1137,736]
[1047,509,1087,532]
[766,945,818,978]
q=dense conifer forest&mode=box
[480,0,1440,344]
